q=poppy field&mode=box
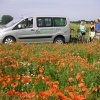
[0,40,100,100]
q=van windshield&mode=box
[5,18,23,27]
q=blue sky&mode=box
[0,0,100,20]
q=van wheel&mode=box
[3,36,16,44]
[54,37,64,44]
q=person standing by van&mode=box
[95,19,100,39]
[89,21,95,42]
[80,21,86,42]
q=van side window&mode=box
[45,18,52,27]
[37,17,52,27]
[37,18,44,27]
[13,18,33,30]
[53,18,67,27]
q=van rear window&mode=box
[53,18,67,27]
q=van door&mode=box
[12,17,36,42]
[35,17,56,43]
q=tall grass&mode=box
[71,23,90,40]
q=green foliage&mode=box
[70,23,90,41]
[1,15,13,24]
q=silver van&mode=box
[0,16,70,44]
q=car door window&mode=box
[37,18,44,27]
[37,17,52,27]
[45,18,52,27]
[13,17,33,30]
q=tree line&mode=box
[71,19,100,24]
[0,15,13,25]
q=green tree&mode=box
[1,15,13,24]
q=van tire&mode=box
[3,36,16,44]
[54,37,65,44]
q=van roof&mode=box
[21,15,69,19]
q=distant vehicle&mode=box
[0,16,71,44]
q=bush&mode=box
[1,15,13,24]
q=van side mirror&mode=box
[18,24,22,29]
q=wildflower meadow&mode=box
[0,40,100,100]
